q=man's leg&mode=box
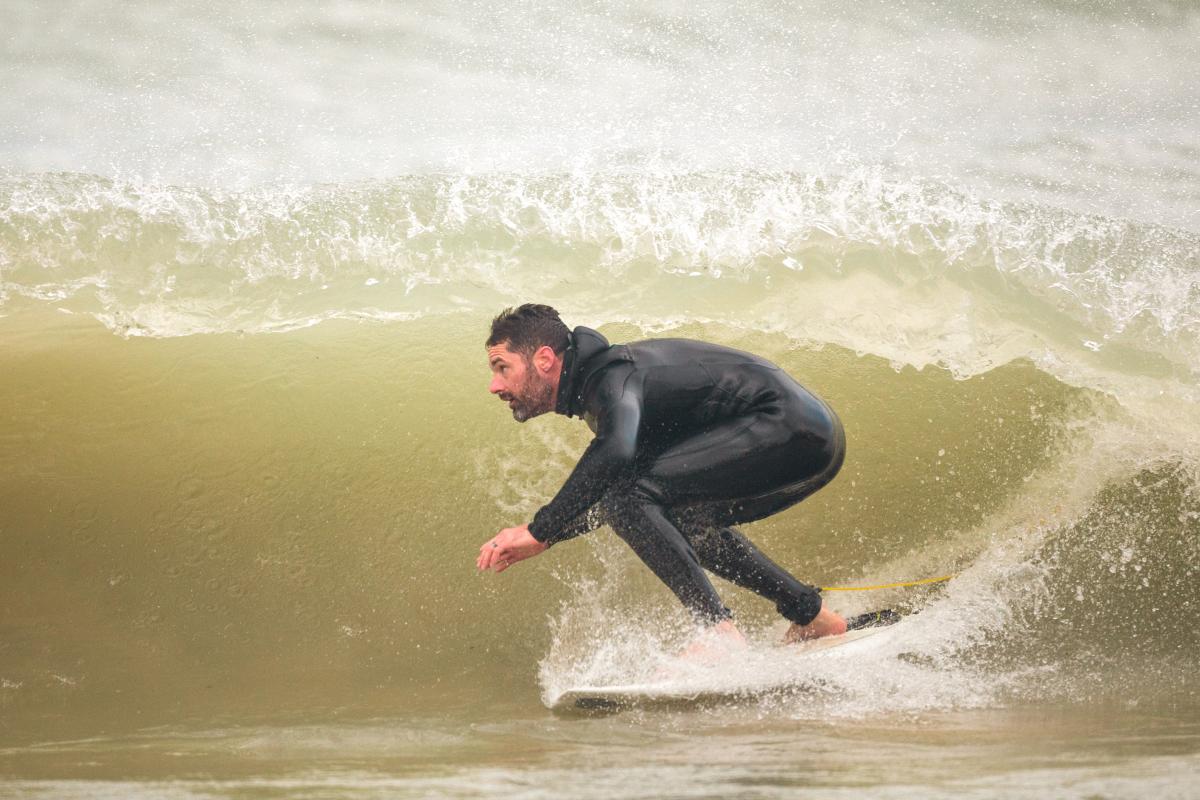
[597,481,733,625]
[679,522,823,626]
[592,387,844,631]
[673,519,845,639]
[636,401,846,633]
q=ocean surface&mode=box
[2,1,1198,797]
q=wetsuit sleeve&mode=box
[528,368,641,545]
[541,504,607,546]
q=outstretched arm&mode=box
[527,369,642,544]
[476,505,603,573]
[475,368,641,571]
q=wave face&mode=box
[1,169,1197,737]
[1,2,1198,781]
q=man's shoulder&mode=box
[622,337,772,367]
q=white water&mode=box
[3,2,1199,797]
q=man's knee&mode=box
[596,478,687,555]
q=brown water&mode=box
[2,308,1197,797]
[4,3,1200,789]
[0,707,1197,799]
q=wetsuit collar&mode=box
[555,326,611,418]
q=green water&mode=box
[2,310,1197,797]
[3,0,1199,794]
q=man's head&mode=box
[486,304,570,422]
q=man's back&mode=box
[574,334,838,451]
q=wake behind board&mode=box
[550,609,903,712]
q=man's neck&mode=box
[549,355,565,411]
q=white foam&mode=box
[537,408,1197,717]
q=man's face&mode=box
[488,342,555,422]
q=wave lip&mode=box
[3,170,1197,363]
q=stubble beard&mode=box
[509,372,554,423]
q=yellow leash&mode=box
[820,574,954,592]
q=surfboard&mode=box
[549,609,902,712]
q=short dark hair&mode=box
[486,304,570,357]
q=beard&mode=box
[504,373,555,423]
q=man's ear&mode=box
[532,344,557,375]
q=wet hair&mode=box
[486,304,570,358]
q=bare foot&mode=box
[782,605,847,644]
[679,619,747,662]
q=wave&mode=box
[539,404,1200,714]
[1,168,1197,728]
[3,170,1197,384]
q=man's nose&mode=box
[488,374,504,394]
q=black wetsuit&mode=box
[527,327,845,626]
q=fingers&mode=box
[490,545,513,572]
[477,536,507,572]
[477,540,495,571]
[478,527,532,573]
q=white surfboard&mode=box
[550,624,895,712]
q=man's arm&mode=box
[546,504,608,544]
[528,369,642,545]
[476,503,606,573]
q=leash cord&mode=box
[820,574,954,592]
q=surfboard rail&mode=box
[549,610,904,712]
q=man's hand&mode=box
[477,523,548,573]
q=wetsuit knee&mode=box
[597,483,732,625]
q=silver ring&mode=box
[491,542,498,548]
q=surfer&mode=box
[477,304,848,645]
